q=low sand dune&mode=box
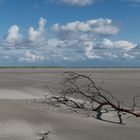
[0,89,42,100]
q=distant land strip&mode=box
[0,66,140,69]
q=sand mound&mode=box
[0,89,42,99]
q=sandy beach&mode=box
[0,68,140,140]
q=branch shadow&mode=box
[96,111,125,125]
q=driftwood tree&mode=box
[47,71,140,124]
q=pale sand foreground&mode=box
[0,99,140,140]
[0,68,140,140]
[0,98,140,140]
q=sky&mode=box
[0,0,140,67]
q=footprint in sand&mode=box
[38,131,50,140]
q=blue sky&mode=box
[0,0,140,67]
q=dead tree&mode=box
[47,71,140,122]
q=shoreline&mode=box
[0,67,139,74]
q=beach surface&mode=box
[0,68,140,140]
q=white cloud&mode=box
[84,41,101,59]
[2,17,47,49]
[125,44,140,59]
[103,52,118,59]
[52,18,119,40]
[113,40,136,51]
[46,38,85,61]
[82,38,137,60]
[47,39,63,48]
[97,39,136,50]
[0,17,139,63]
[123,53,134,59]
[4,25,22,46]
[20,50,44,62]
[99,39,113,49]
[28,17,47,43]
[55,0,95,6]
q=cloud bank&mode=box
[0,17,139,65]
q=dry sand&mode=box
[0,68,140,140]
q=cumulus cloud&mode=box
[28,17,47,43]
[104,52,118,59]
[55,0,95,6]
[76,38,136,60]
[125,44,140,59]
[2,17,47,50]
[84,41,101,59]
[123,53,134,59]
[46,38,85,61]
[113,40,136,51]
[20,50,44,62]
[52,18,119,40]
[51,18,136,61]
[3,25,22,46]
[98,38,113,49]
[98,39,136,51]
[0,17,139,63]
